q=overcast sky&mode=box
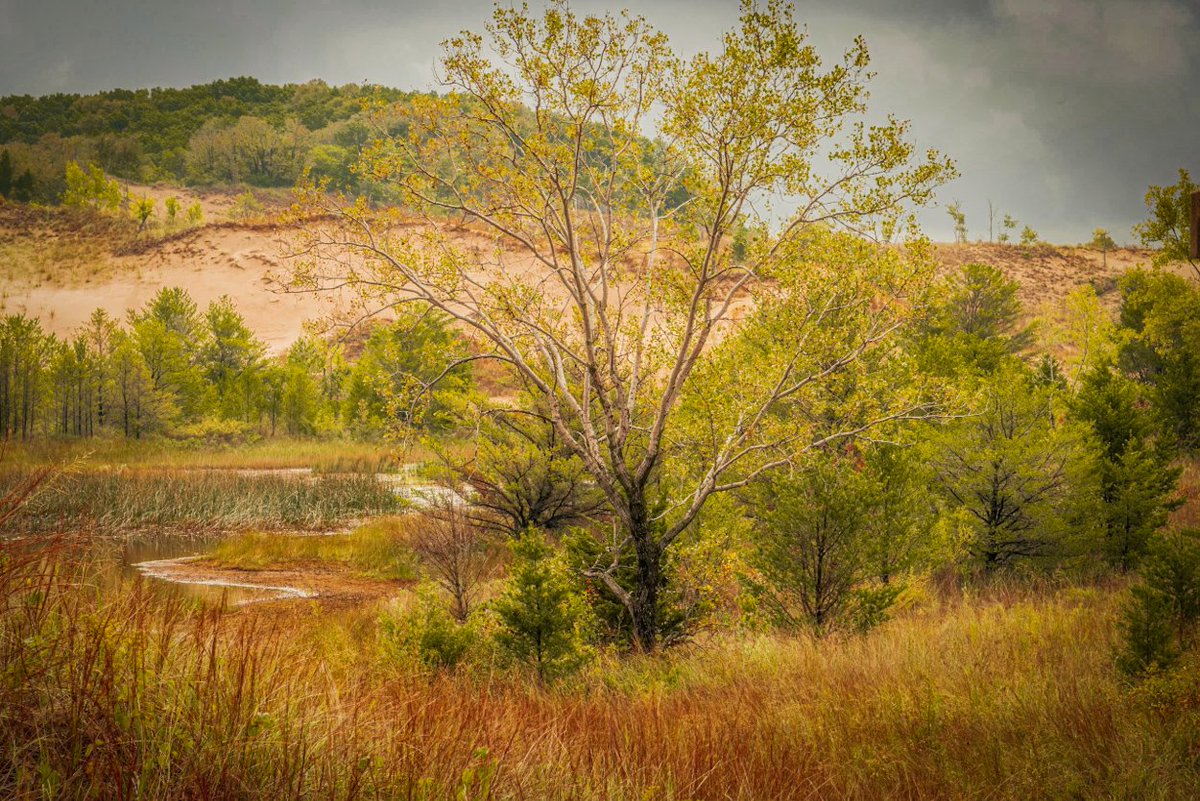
[1,0,1196,243]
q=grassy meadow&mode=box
[207,519,420,580]
[3,538,1198,800]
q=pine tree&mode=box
[1074,366,1181,569]
[12,170,34,203]
[1118,529,1200,676]
[494,533,585,684]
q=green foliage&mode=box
[848,583,905,635]
[129,287,210,423]
[747,454,877,633]
[860,442,941,583]
[185,201,203,225]
[0,148,12,198]
[946,201,967,243]
[0,314,52,439]
[203,295,267,421]
[230,190,263,220]
[442,401,606,537]
[1119,529,1200,676]
[380,588,483,673]
[1090,228,1116,252]
[915,262,1031,375]
[61,160,119,211]
[928,363,1097,569]
[10,168,34,202]
[210,521,418,579]
[1116,269,1200,449]
[1133,168,1197,274]
[130,194,154,230]
[564,522,700,648]
[0,77,411,188]
[164,195,180,222]
[343,312,473,438]
[290,0,955,650]
[1141,529,1200,643]
[494,533,587,683]
[186,116,307,186]
[1117,589,1178,676]
[744,447,927,635]
[998,213,1018,244]
[1073,365,1181,569]
[1020,225,1039,246]
[0,288,351,442]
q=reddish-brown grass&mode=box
[3,538,1198,800]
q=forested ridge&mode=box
[0,77,414,200]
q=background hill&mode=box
[0,78,1184,352]
[0,77,413,203]
[0,189,1158,353]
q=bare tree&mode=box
[409,505,496,623]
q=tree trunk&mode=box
[627,497,664,652]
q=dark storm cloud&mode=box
[1,0,1196,243]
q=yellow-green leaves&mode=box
[62,161,120,212]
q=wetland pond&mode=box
[99,467,462,606]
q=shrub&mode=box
[379,587,481,673]
[848,583,904,635]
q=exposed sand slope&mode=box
[2,194,1193,355]
[2,218,336,352]
[933,241,1163,312]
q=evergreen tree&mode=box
[929,363,1096,569]
[1118,528,1200,675]
[1074,365,1181,569]
[1116,270,1200,449]
[748,453,875,633]
[494,533,586,684]
[11,170,34,203]
[915,262,1031,375]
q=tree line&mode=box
[0,288,472,443]
[0,77,416,202]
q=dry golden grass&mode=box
[0,203,129,288]
[4,538,1197,800]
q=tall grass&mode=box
[0,436,405,472]
[3,539,1198,800]
[0,468,403,534]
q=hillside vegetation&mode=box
[0,77,413,201]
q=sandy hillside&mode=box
[1,215,334,352]
[1,194,1192,354]
[933,241,1161,310]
